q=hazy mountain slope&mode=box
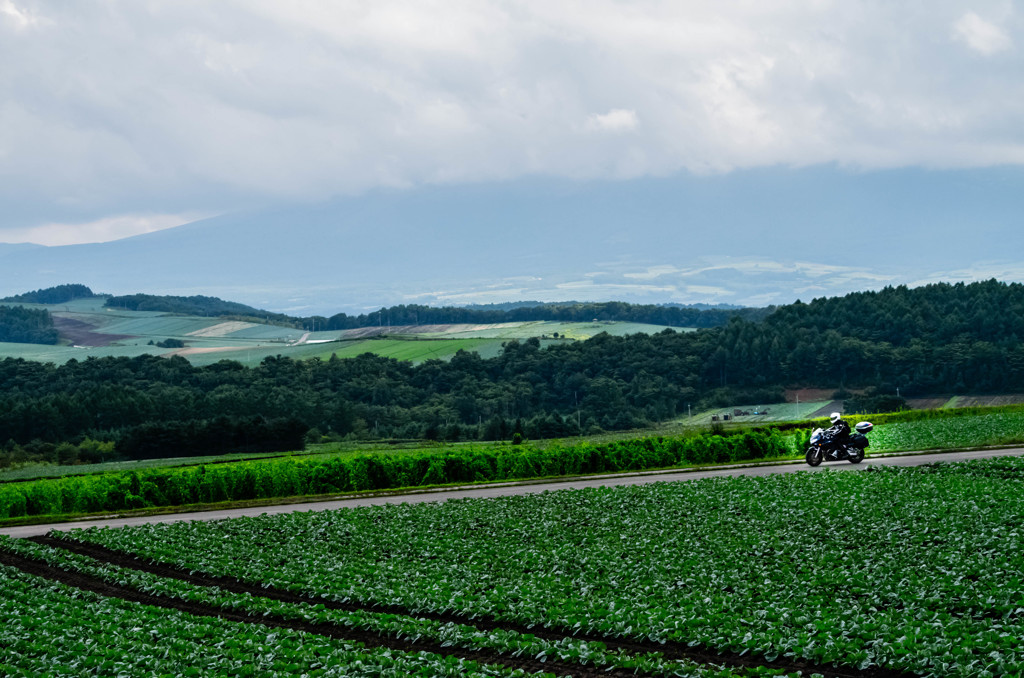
[1,168,1022,314]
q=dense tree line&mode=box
[116,416,308,459]
[1,284,94,305]
[104,293,295,324]
[104,294,766,330]
[3,280,1024,459]
[766,279,1024,347]
[0,306,59,345]
[312,301,771,331]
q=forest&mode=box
[0,306,59,345]
[2,279,1024,463]
[105,293,295,323]
[1,283,95,305]
[308,300,771,330]
[104,293,766,330]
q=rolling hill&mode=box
[0,296,679,366]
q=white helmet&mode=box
[830,412,841,423]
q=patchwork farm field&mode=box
[409,320,681,340]
[0,341,170,363]
[178,336,527,366]
[2,456,1022,677]
[683,402,836,426]
[1,296,678,365]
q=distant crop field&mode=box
[946,394,1024,408]
[0,342,170,364]
[416,320,681,340]
[170,337,505,367]
[683,401,834,425]
[14,297,113,315]
[98,316,225,337]
[4,299,684,366]
[185,320,258,337]
[62,298,125,313]
[176,342,329,367]
[223,323,304,341]
[313,337,506,362]
[176,335,547,365]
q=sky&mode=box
[1,1,1023,308]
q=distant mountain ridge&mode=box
[3,170,1022,314]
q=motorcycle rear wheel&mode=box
[805,447,823,467]
[848,447,864,464]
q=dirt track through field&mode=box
[25,535,916,678]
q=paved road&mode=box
[3,447,1022,538]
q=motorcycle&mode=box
[805,421,873,467]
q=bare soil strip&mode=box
[52,316,134,347]
[33,535,916,678]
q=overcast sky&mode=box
[1,1,1022,251]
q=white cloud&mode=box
[0,213,209,246]
[584,109,639,134]
[953,12,1012,55]
[0,0,36,29]
[2,1,1024,233]
[623,265,680,280]
[555,280,677,294]
[681,285,733,298]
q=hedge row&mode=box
[0,430,790,519]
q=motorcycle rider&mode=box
[823,412,851,457]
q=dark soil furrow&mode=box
[36,535,917,678]
[0,548,632,678]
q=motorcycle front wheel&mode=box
[805,447,823,467]
[847,447,864,464]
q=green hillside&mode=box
[0,295,676,366]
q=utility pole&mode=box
[574,391,581,435]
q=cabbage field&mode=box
[869,411,1024,452]
[2,456,1023,677]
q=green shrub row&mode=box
[0,430,789,519]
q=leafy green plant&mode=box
[0,559,534,677]
[0,536,746,677]
[869,411,1024,451]
[68,456,1024,677]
